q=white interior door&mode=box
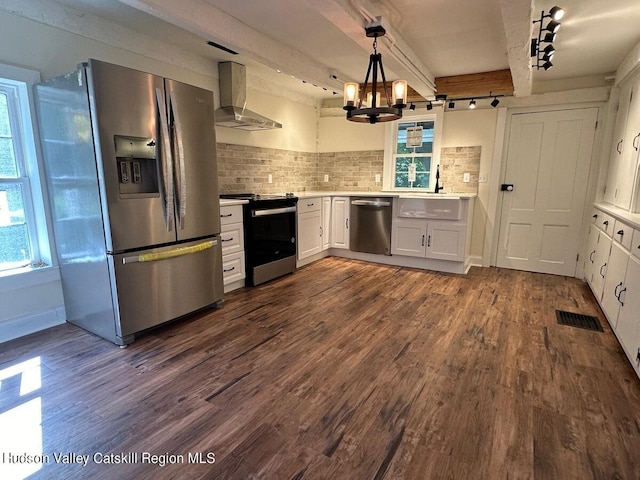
[497,108,598,276]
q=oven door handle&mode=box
[252,206,297,217]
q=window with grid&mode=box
[392,119,436,190]
[0,81,39,272]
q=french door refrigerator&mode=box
[35,59,223,345]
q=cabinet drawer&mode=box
[632,229,640,260]
[222,251,245,285]
[596,211,616,236]
[220,222,244,255]
[220,205,243,226]
[613,219,633,250]
[297,197,322,214]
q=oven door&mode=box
[247,205,297,267]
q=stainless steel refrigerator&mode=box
[35,59,224,345]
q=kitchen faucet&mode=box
[434,164,444,193]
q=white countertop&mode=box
[293,191,476,199]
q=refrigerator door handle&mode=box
[156,88,174,231]
[169,90,187,230]
[121,239,217,264]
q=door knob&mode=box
[501,184,514,192]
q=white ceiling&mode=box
[30,0,640,100]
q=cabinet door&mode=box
[617,79,640,209]
[604,81,633,206]
[616,256,640,374]
[590,231,612,302]
[584,223,600,283]
[425,221,465,261]
[297,211,322,259]
[600,242,628,328]
[391,219,426,257]
[322,197,331,250]
[331,197,350,249]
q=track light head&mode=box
[448,100,455,109]
[491,97,500,108]
[426,101,433,111]
[469,99,476,109]
[409,103,416,111]
[542,32,557,43]
[549,6,565,21]
[542,60,553,70]
[546,20,561,33]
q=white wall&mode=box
[441,109,499,261]
[318,113,386,152]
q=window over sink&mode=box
[383,110,443,192]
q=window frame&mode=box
[382,108,444,192]
[0,64,52,276]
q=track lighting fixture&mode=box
[343,19,407,124]
[409,103,416,111]
[531,6,565,70]
[469,99,476,110]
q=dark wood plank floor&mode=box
[1,258,639,480]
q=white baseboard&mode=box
[0,306,66,344]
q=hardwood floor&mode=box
[1,258,639,479]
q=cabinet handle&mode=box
[616,283,627,306]
[589,250,595,263]
[636,348,640,367]
[617,229,624,236]
[346,218,349,229]
[221,213,233,217]
[600,262,607,278]
[421,234,425,247]
[427,235,432,247]
[614,281,622,298]
[221,237,233,242]
[307,203,315,207]
[634,133,640,151]
[320,226,323,237]
[592,214,598,219]
[603,220,609,226]
[223,266,236,273]
[617,139,623,154]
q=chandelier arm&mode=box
[360,55,374,109]
[371,53,379,108]
[377,54,392,108]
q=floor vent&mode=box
[556,310,603,332]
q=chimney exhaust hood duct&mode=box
[215,62,282,131]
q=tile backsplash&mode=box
[217,143,480,194]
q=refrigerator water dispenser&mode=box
[114,135,159,197]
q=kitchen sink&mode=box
[397,197,462,220]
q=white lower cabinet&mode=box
[615,256,640,375]
[322,197,331,250]
[220,204,246,292]
[297,197,323,260]
[391,218,465,261]
[331,196,350,249]
[590,230,612,302]
[587,205,640,378]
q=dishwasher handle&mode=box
[351,199,391,207]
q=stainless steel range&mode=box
[221,193,298,285]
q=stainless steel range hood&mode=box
[215,62,282,131]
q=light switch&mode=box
[463,172,470,183]
[324,174,329,182]
[375,174,381,183]
[268,174,273,183]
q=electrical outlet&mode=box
[479,173,488,183]
[463,172,470,183]
[324,174,329,182]
[375,174,381,183]
[268,174,273,184]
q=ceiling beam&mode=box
[435,70,514,98]
[499,0,534,97]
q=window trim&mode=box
[0,63,54,275]
[382,108,444,192]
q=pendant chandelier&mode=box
[343,21,408,124]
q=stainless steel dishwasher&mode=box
[349,197,393,255]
